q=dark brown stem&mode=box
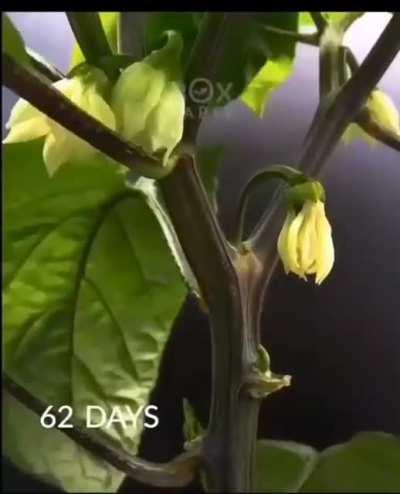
[3,374,200,488]
[159,156,261,491]
[2,54,159,173]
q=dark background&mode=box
[2,12,400,493]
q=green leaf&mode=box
[200,13,299,109]
[300,432,400,492]
[237,13,299,116]
[241,57,294,117]
[323,12,364,31]
[2,13,30,66]
[299,12,317,33]
[145,12,200,65]
[255,433,400,492]
[71,12,119,68]
[3,141,186,491]
[255,440,318,492]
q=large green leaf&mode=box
[301,432,400,492]
[2,13,30,66]
[193,13,299,110]
[238,13,299,116]
[255,433,400,492]
[3,141,186,491]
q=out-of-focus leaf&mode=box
[301,432,400,492]
[3,141,186,491]
[145,12,200,64]
[240,13,299,116]
[299,12,317,33]
[255,433,400,492]
[2,14,30,66]
[71,12,119,68]
[323,12,364,31]
[241,58,293,117]
[255,440,318,492]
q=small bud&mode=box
[342,89,400,146]
[111,32,185,165]
[367,89,400,136]
[277,198,335,285]
[4,66,116,176]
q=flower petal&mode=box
[298,200,318,274]
[3,98,49,143]
[286,207,307,278]
[112,62,166,141]
[42,132,67,177]
[277,210,295,274]
[143,81,185,161]
[314,201,335,284]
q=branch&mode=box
[26,47,64,81]
[2,54,161,175]
[251,13,400,272]
[182,13,229,146]
[66,12,113,64]
[3,374,200,488]
[310,12,328,33]
[160,154,238,305]
[262,24,319,46]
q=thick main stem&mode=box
[160,157,261,491]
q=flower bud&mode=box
[111,32,185,165]
[342,89,399,146]
[367,89,400,136]
[4,66,115,176]
[277,199,334,284]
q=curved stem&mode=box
[234,166,306,247]
[3,374,200,488]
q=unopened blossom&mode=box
[277,199,334,284]
[111,32,185,165]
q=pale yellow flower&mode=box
[111,34,185,165]
[277,200,334,284]
[4,68,115,176]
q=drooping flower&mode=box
[4,66,115,176]
[277,199,335,284]
[111,31,185,165]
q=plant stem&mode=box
[3,374,200,488]
[261,24,319,46]
[66,12,113,64]
[159,156,262,491]
[310,12,328,33]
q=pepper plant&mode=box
[3,11,400,493]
